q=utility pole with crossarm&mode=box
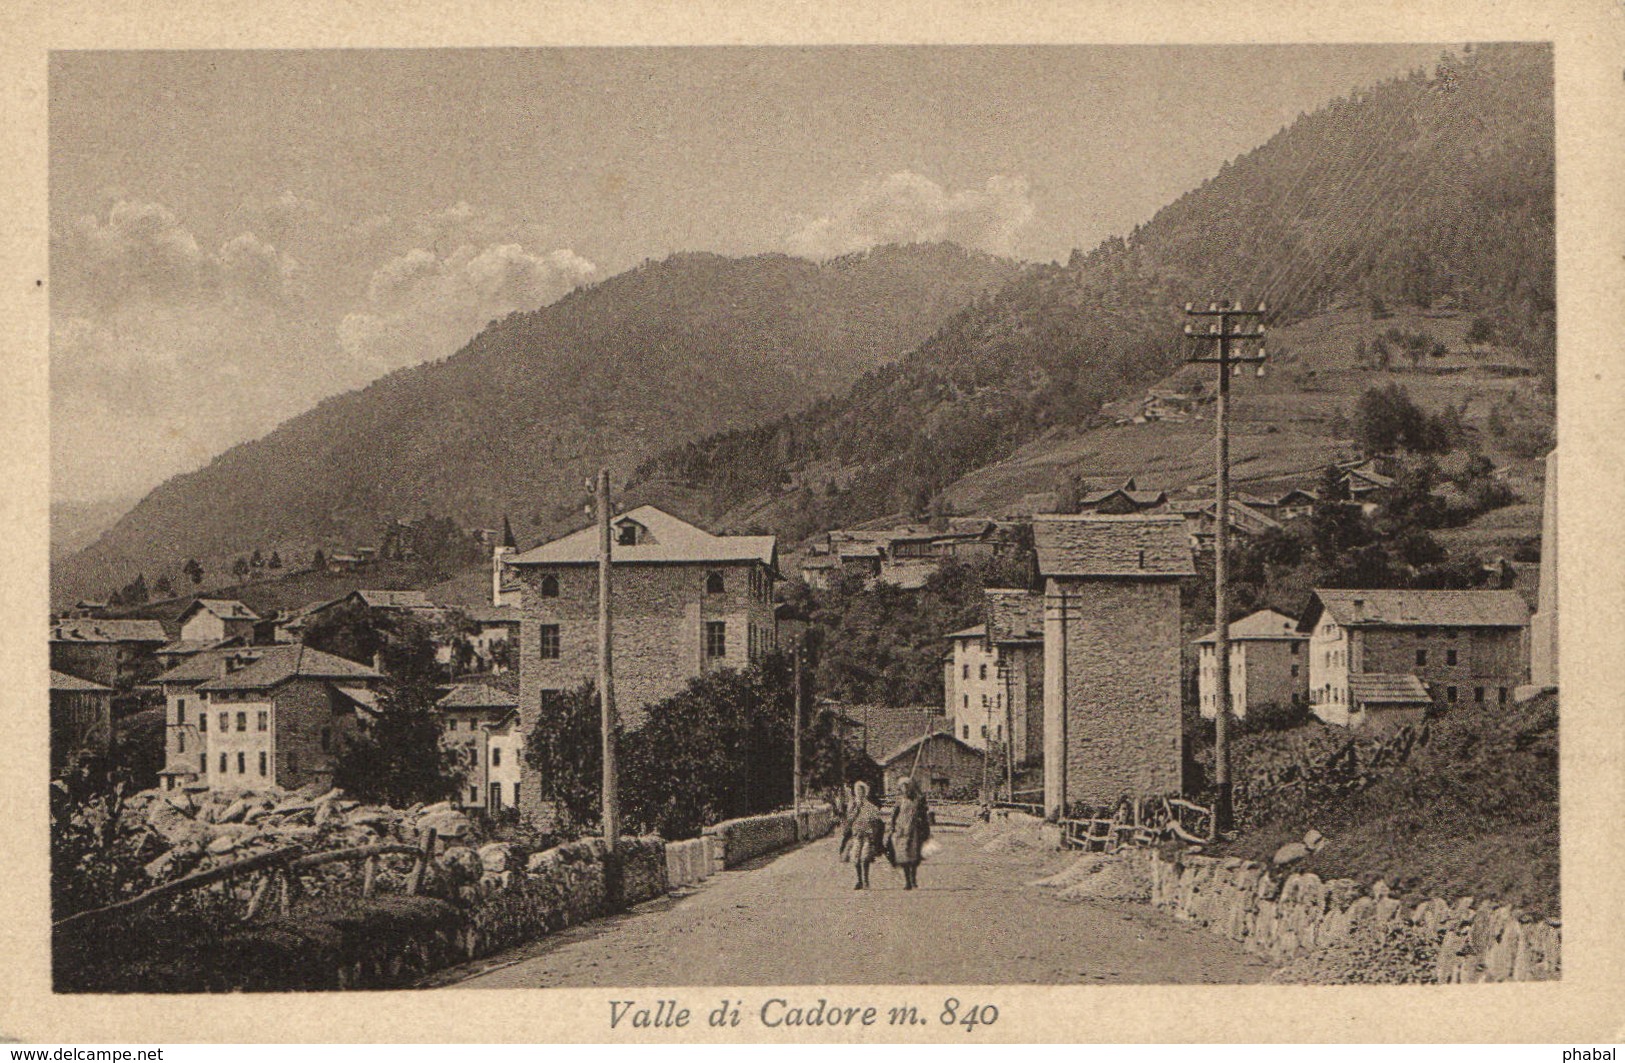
[1184,299,1267,836]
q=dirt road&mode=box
[437,816,1272,987]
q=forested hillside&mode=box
[54,243,1020,605]
[632,44,1554,541]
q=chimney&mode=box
[1350,598,1365,622]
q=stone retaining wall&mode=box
[665,835,721,887]
[702,803,835,871]
[1135,849,1560,982]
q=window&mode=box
[470,786,479,804]
[1447,686,1457,703]
[962,725,969,740]
[705,571,725,594]
[540,574,559,598]
[1475,687,1485,703]
[237,751,246,774]
[259,751,267,776]
[981,724,988,738]
[981,694,989,709]
[1445,628,1458,639]
[199,752,206,771]
[219,711,229,731]
[320,728,332,752]
[491,745,502,767]
[979,664,987,680]
[539,625,561,659]
[512,784,520,808]
[177,732,186,753]
[1290,642,1300,656]
[257,711,268,732]
[1499,687,1508,704]
[1291,664,1300,677]
[236,711,247,732]
[962,695,968,710]
[219,752,228,773]
[1416,650,1427,667]
[489,782,503,810]
[995,724,1003,741]
[447,718,458,732]
[962,664,969,680]
[177,697,187,722]
[1446,649,1458,666]
[199,712,207,732]
[705,621,727,659]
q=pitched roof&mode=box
[157,637,244,657]
[437,681,521,711]
[986,588,1044,643]
[1201,500,1284,533]
[350,589,437,610]
[1347,672,1433,705]
[51,619,168,643]
[197,644,382,691]
[461,604,520,625]
[878,729,985,768]
[1194,608,1305,645]
[154,646,250,685]
[944,624,987,640]
[1303,588,1530,630]
[181,598,260,623]
[844,704,951,761]
[50,670,111,692]
[1033,515,1195,578]
[509,505,777,568]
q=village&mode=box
[50,437,1557,824]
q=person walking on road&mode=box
[839,781,886,890]
[888,776,931,890]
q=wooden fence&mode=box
[54,830,440,935]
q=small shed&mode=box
[879,731,986,800]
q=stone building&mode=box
[49,669,113,771]
[49,618,168,689]
[153,644,382,793]
[1035,514,1193,816]
[1299,588,1530,728]
[507,505,778,823]
[942,589,1044,766]
[1194,608,1309,722]
[438,676,522,813]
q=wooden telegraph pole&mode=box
[792,641,804,827]
[596,469,619,855]
[1184,299,1267,836]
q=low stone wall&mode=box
[1135,849,1560,983]
[703,803,835,871]
[665,836,720,887]
[57,834,671,993]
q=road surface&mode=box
[436,815,1272,987]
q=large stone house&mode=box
[1299,588,1530,728]
[157,598,261,667]
[438,676,522,814]
[154,644,382,793]
[507,505,778,823]
[942,589,1044,767]
[1194,608,1309,722]
[49,618,168,689]
[1035,514,1193,816]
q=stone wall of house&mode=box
[515,561,776,824]
[1135,849,1559,982]
[1044,580,1183,811]
[1360,627,1524,710]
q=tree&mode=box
[312,549,327,570]
[1354,384,1451,455]
[153,575,174,598]
[121,574,148,606]
[523,682,611,837]
[333,688,461,808]
[231,557,249,582]
[182,558,204,586]
[268,551,283,570]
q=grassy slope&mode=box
[1218,691,1559,917]
[934,306,1549,537]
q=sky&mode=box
[49,44,1444,504]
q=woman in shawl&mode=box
[838,780,886,890]
[888,776,931,890]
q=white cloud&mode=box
[787,172,1035,259]
[56,199,207,305]
[219,231,299,301]
[340,241,596,372]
